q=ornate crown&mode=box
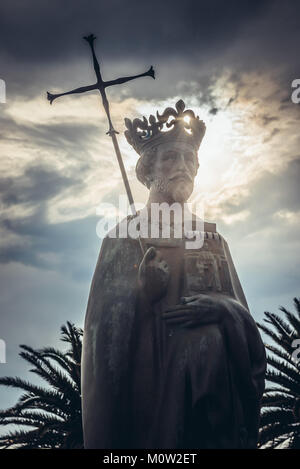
[124,99,206,155]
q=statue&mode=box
[81,100,266,449]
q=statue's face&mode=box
[150,141,198,202]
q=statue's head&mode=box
[124,100,206,203]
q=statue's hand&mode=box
[163,293,266,448]
[162,293,265,390]
[162,293,253,329]
[138,247,170,303]
[162,293,226,328]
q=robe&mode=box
[81,217,266,449]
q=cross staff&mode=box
[47,34,155,253]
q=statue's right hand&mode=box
[138,247,170,303]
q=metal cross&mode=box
[47,34,155,253]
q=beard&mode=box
[152,176,193,203]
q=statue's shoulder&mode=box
[192,215,218,235]
[100,215,141,253]
[203,221,217,233]
[203,221,228,246]
[191,217,228,246]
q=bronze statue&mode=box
[81,100,266,449]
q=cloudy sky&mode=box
[0,0,299,412]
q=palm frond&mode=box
[0,322,83,448]
[259,422,294,448]
[265,344,299,371]
[266,355,300,384]
[260,408,294,427]
[264,311,294,339]
[262,392,295,409]
[293,298,300,319]
[280,307,300,337]
[258,298,300,449]
[257,322,294,355]
[265,370,300,396]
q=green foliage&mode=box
[0,322,83,449]
[257,298,300,449]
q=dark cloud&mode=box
[0,111,101,154]
[263,127,280,143]
[217,158,300,236]
[261,114,279,126]
[209,107,218,115]
[0,164,80,207]
[0,162,96,281]
[0,0,271,63]
[19,122,100,153]
[0,207,100,281]
[2,0,297,102]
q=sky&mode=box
[0,0,300,412]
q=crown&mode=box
[124,99,206,156]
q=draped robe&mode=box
[81,218,266,449]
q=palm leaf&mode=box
[262,392,295,409]
[258,298,300,450]
[266,355,300,384]
[265,344,299,371]
[0,322,84,448]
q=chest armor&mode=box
[143,229,236,307]
[182,232,234,297]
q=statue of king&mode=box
[81,100,266,449]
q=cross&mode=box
[47,34,155,253]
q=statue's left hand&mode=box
[162,293,230,328]
[162,293,266,448]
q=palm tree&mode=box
[0,322,83,449]
[257,297,300,449]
